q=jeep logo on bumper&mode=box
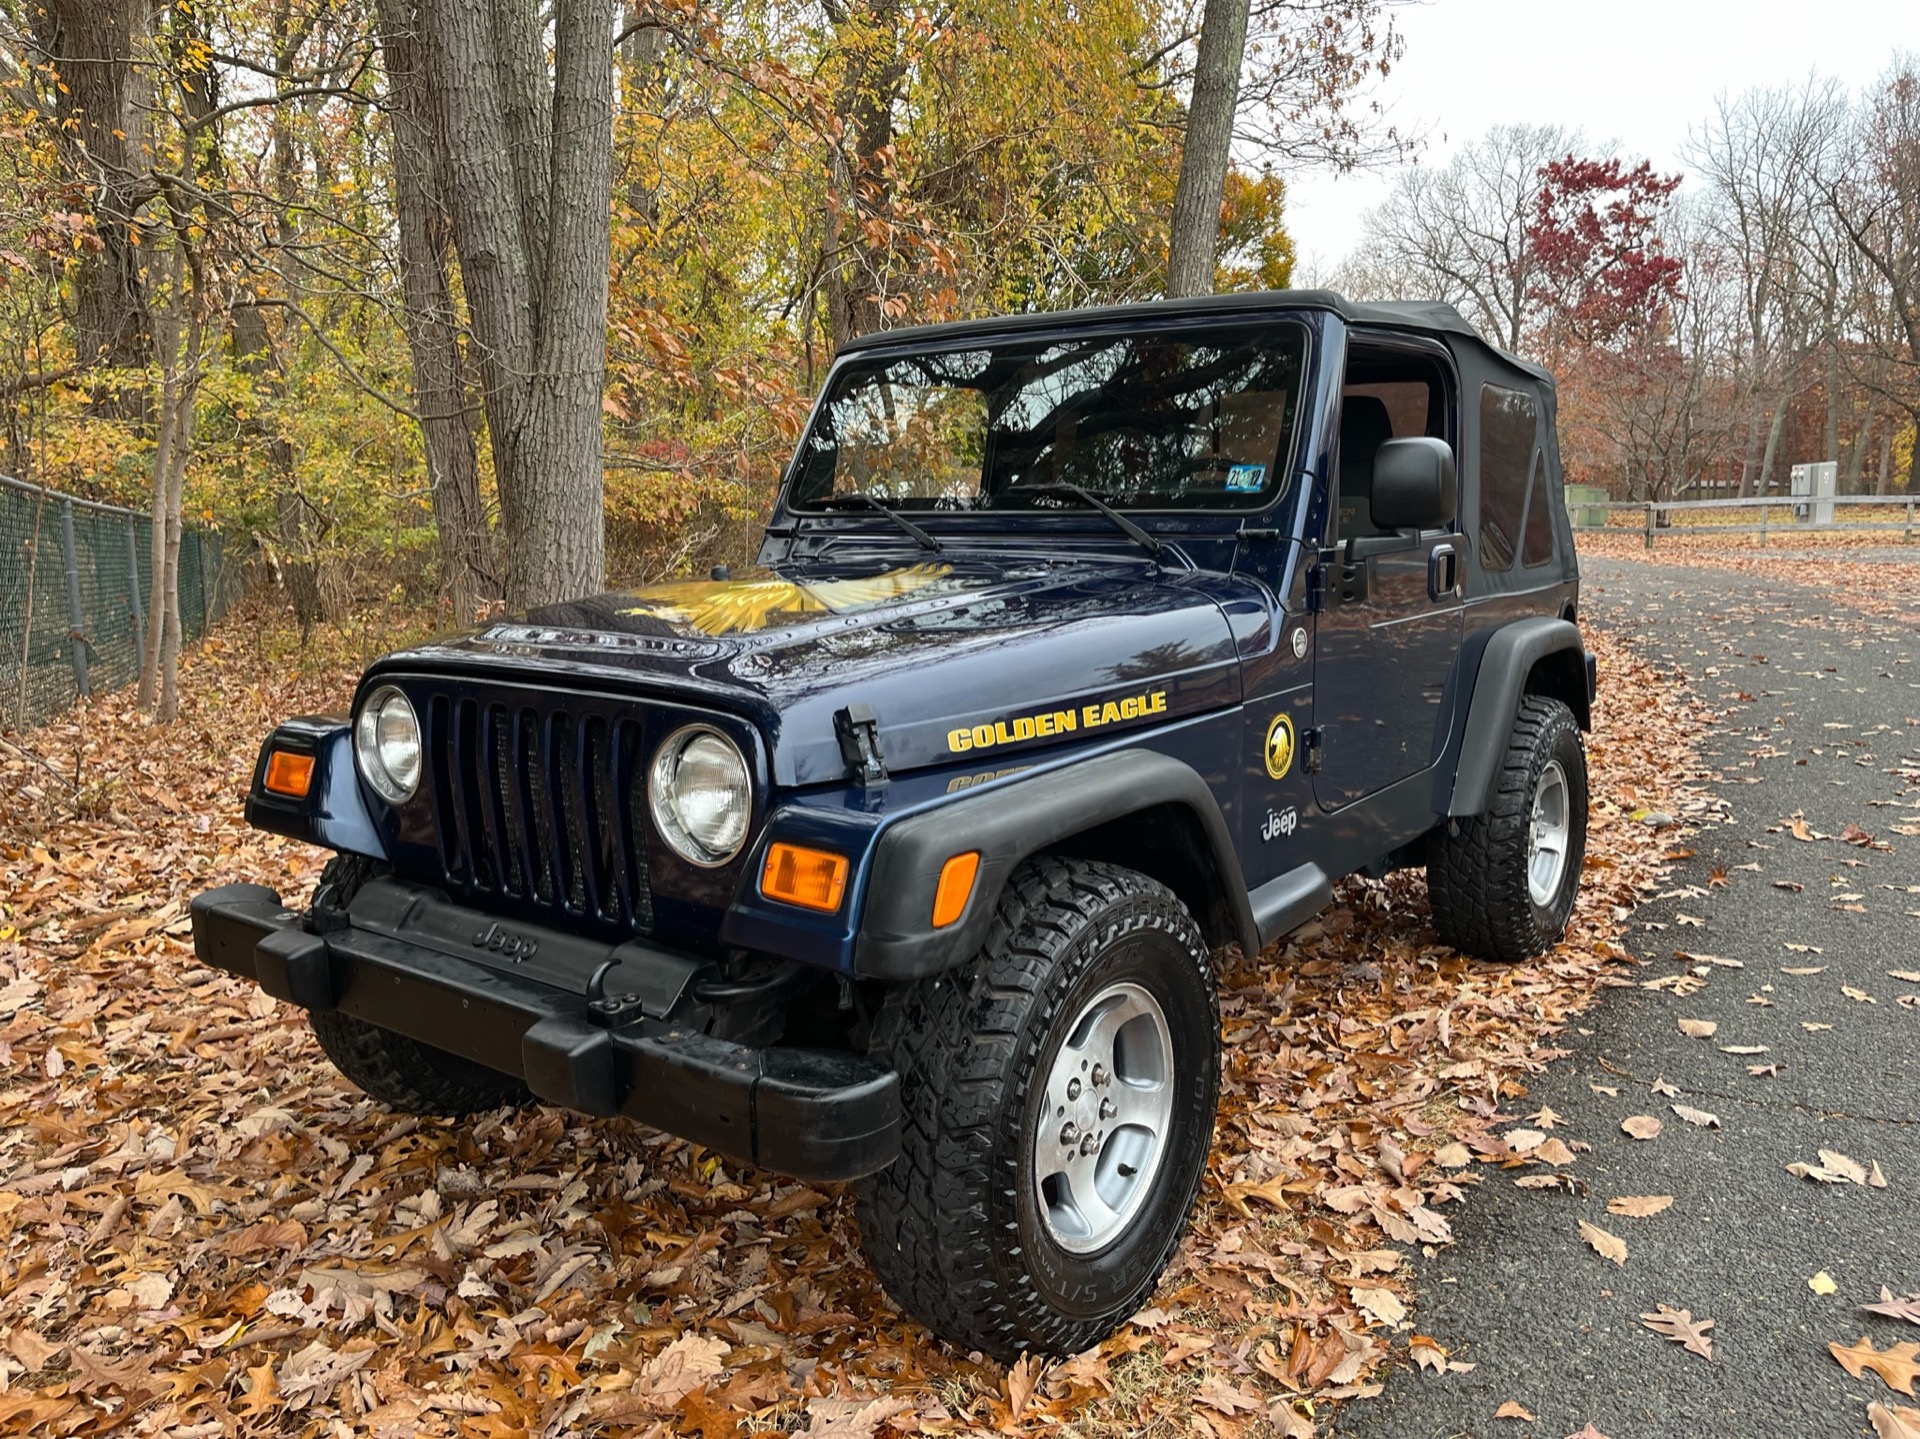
[472,922,539,961]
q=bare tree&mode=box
[1686,81,1846,494]
[1830,57,1920,491]
[1342,124,1576,352]
[417,0,613,609]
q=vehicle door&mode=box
[1311,335,1465,810]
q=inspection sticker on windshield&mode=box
[1225,463,1265,492]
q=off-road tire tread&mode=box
[305,855,530,1115]
[854,856,1216,1360]
[1428,695,1586,963]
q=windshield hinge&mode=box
[1305,564,1327,614]
[835,703,889,787]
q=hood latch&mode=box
[835,702,889,787]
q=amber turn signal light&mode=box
[931,851,980,929]
[263,749,315,799]
[760,842,849,913]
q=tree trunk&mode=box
[513,0,612,605]
[376,0,495,621]
[1165,0,1252,298]
[419,0,611,610]
[33,0,153,379]
[1755,403,1787,496]
[1876,425,1894,496]
[141,250,201,723]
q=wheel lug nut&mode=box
[1091,1063,1109,1087]
[1079,1133,1098,1155]
[1060,1122,1080,1147]
[1066,1078,1082,1101]
[1099,1097,1116,1120]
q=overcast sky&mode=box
[1283,0,1914,277]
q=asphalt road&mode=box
[1333,555,1920,1439]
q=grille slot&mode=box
[428,690,653,933]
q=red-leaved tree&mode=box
[1528,156,1686,351]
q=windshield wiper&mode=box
[1024,484,1167,563]
[813,493,943,552]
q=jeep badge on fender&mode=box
[190,290,1595,1362]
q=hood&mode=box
[375,557,1251,785]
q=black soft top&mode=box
[837,289,1554,388]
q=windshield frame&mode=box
[777,313,1316,519]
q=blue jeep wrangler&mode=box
[191,291,1594,1360]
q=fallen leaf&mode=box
[1671,1103,1720,1129]
[1608,1195,1674,1217]
[637,1333,730,1406]
[1888,970,1920,983]
[1866,1290,1920,1327]
[1564,1427,1614,1439]
[1871,1161,1890,1188]
[1505,1128,1547,1154]
[1640,1305,1715,1359]
[1844,985,1879,1004]
[1535,1137,1577,1166]
[1788,1161,1850,1184]
[802,1396,914,1438]
[1622,1115,1664,1140]
[1720,1044,1769,1055]
[1782,965,1827,975]
[1579,1219,1628,1267]
[1784,943,1825,954]
[1802,1021,1835,1032]
[1811,1271,1839,1296]
[1820,1149,1870,1185]
[1831,1336,1920,1395]
[1677,1018,1718,1038]
[1494,1400,1536,1421]
[1407,1335,1448,1373]
[1867,1401,1920,1439]
[1351,1286,1406,1326]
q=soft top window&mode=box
[786,322,1308,513]
[1479,383,1540,572]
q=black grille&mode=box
[425,692,654,933]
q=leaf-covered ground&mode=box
[0,602,1715,1438]
[1579,529,1920,624]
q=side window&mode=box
[1521,453,1555,567]
[1335,348,1456,543]
[1478,383,1538,572]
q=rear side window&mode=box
[1521,454,1555,567]
[1479,384,1539,572]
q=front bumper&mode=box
[188,880,899,1183]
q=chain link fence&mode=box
[1,474,237,733]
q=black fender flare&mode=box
[1435,616,1592,818]
[852,749,1259,980]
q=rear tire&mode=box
[855,857,1220,1360]
[304,855,530,1115]
[1428,695,1588,962]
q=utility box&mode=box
[1789,461,1837,525]
[1564,484,1611,529]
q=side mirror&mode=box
[1370,437,1456,532]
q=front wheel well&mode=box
[1524,647,1590,731]
[1042,802,1240,952]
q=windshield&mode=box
[785,320,1308,512]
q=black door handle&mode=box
[1428,544,1458,600]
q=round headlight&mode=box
[649,725,751,866]
[355,685,422,805]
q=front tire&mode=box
[855,857,1220,1360]
[1428,695,1589,962]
